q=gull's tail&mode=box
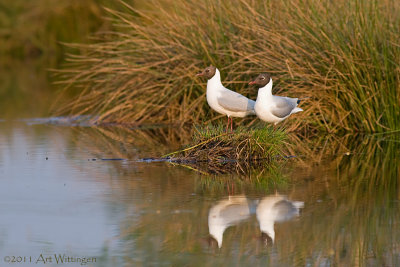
[292,107,303,114]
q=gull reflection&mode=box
[208,195,256,248]
[256,195,304,245]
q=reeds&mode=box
[55,0,400,132]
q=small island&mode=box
[163,124,287,163]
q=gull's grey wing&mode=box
[220,203,251,224]
[217,89,255,113]
[270,96,298,118]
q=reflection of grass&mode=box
[278,136,400,266]
[194,162,289,197]
[116,137,400,266]
[60,122,399,265]
[342,136,400,265]
[56,0,400,133]
[62,124,192,160]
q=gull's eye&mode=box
[206,69,210,72]
[260,77,265,80]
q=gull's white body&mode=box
[255,79,303,125]
[256,195,304,243]
[206,69,255,118]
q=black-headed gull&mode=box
[256,195,304,245]
[249,74,303,125]
[197,66,255,131]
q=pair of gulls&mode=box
[196,66,303,131]
[208,194,304,248]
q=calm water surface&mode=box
[0,120,399,267]
[1,63,399,266]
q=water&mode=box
[1,62,400,266]
[0,119,399,267]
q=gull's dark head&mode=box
[196,65,217,80]
[261,232,274,247]
[205,236,219,248]
[248,73,271,88]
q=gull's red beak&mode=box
[248,81,256,85]
[196,72,204,77]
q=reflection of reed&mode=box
[285,133,369,167]
[63,125,192,159]
[277,136,400,266]
[172,159,287,177]
[112,135,400,266]
[194,162,289,197]
[30,120,398,265]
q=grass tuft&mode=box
[164,124,286,163]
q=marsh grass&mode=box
[164,124,286,163]
[55,0,400,133]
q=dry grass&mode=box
[55,0,400,133]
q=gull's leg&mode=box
[273,122,278,131]
[230,117,233,133]
[225,117,230,132]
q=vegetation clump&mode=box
[164,124,286,163]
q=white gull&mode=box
[197,66,255,131]
[249,73,303,125]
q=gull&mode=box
[208,195,256,248]
[249,73,303,125]
[196,66,255,132]
[256,195,304,245]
